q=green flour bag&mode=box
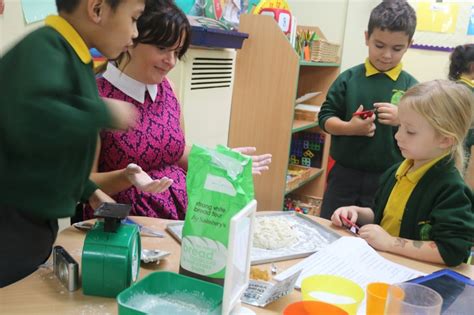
[179,144,254,285]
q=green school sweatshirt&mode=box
[0,25,111,219]
[374,157,474,266]
[318,63,418,172]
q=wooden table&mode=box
[1,216,472,314]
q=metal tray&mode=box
[166,211,340,265]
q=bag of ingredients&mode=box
[179,144,254,285]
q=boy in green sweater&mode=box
[318,0,418,219]
[331,80,474,266]
[0,0,145,287]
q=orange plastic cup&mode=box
[366,282,391,315]
[283,301,348,315]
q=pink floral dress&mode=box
[85,77,187,220]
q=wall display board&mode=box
[411,0,474,52]
[21,0,56,24]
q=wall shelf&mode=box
[228,15,340,210]
[285,167,324,195]
[292,120,319,133]
[299,61,340,67]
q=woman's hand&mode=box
[232,147,272,175]
[126,163,173,193]
[358,224,395,252]
[374,102,399,126]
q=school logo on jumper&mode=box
[391,90,405,105]
[419,221,432,241]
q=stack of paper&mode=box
[295,104,321,112]
[311,40,340,63]
[295,92,322,104]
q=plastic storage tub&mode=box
[187,16,248,49]
[117,271,223,315]
[190,25,249,49]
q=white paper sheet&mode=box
[274,237,426,314]
[295,91,322,104]
[295,104,321,112]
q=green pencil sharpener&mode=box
[82,203,141,298]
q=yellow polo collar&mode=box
[45,15,92,64]
[365,58,403,81]
[459,75,474,88]
[396,153,449,184]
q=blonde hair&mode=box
[399,80,474,173]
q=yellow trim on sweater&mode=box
[365,58,403,81]
[45,15,91,64]
[381,153,449,236]
[458,75,474,88]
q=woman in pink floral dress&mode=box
[85,0,271,220]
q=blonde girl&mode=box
[331,80,474,266]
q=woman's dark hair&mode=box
[449,44,474,81]
[56,0,122,13]
[368,0,417,42]
[134,0,190,59]
[95,0,190,74]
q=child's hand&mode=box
[374,103,399,126]
[102,97,138,130]
[126,163,173,193]
[358,224,394,251]
[349,105,376,137]
[89,189,116,210]
[331,206,359,227]
[232,147,272,175]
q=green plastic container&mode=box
[117,271,223,315]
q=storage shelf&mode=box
[292,120,319,133]
[229,15,337,210]
[285,167,324,195]
[299,61,340,67]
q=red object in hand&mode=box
[340,215,360,234]
[352,109,375,119]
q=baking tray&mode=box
[166,211,340,265]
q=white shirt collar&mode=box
[102,62,158,104]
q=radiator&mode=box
[168,48,237,148]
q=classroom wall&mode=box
[288,0,348,46]
[403,48,451,82]
[0,0,350,56]
[340,0,378,71]
[289,0,453,82]
[0,1,466,82]
[0,0,43,56]
[340,0,469,82]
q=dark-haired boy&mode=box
[0,0,145,286]
[318,0,418,219]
